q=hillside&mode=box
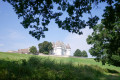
[0,52,120,80]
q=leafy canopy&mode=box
[87,23,120,66]
[87,1,120,66]
[3,0,117,40]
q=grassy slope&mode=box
[50,56,120,72]
[0,52,120,80]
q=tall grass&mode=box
[0,56,104,80]
[0,52,120,80]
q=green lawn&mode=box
[0,52,120,80]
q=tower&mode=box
[66,44,71,56]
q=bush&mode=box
[43,51,49,54]
[111,55,120,66]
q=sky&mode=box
[0,1,107,57]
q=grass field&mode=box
[0,52,120,80]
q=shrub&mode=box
[43,51,49,54]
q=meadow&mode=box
[0,52,120,80]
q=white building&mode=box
[51,41,71,56]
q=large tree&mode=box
[38,41,53,54]
[30,46,37,54]
[87,23,120,66]
[86,2,120,66]
[3,0,119,40]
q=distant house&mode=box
[18,48,30,54]
[51,41,71,56]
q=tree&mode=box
[38,41,53,54]
[87,23,120,66]
[30,46,37,54]
[3,0,119,40]
[74,49,82,57]
[86,1,120,66]
[74,49,88,57]
[82,50,88,57]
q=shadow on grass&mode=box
[106,69,120,73]
[0,57,120,80]
[104,74,120,80]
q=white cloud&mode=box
[64,27,93,58]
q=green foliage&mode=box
[43,51,49,54]
[74,49,82,57]
[111,55,120,66]
[82,50,88,57]
[74,49,88,57]
[38,41,53,54]
[87,23,120,66]
[87,2,120,66]
[30,46,37,54]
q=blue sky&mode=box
[0,1,107,57]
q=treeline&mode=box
[74,49,88,57]
[29,41,53,55]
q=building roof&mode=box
[52,41,71,49]
[66,44,71,49]
[55,41,64,47]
